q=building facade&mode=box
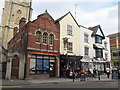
[6,11,60,79]
[107,33,120,68]
[80,25,111,74]
[56,12,82,77]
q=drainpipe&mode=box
[24,0,31,79]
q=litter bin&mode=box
[112,68,118,79]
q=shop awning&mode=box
[80,58,92,63]
[93,58,106,63]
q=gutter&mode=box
[24,0,32,79]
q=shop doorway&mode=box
[11,55,19,79]
[49,62,55,77]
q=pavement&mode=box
[1,74,118,86]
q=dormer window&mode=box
[95,35,102,44]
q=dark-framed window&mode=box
[84,34,88,43]
[113,52,118,57]
[36,31,41,42]
[96,48,103,58]
[43,32,48,44]
[49,34,54,45]
[95,35,102,44]
[85,47,89,56]
[67,25,73,35]
[67,42,73,53]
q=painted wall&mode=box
[103,37,111,62]
[79,26,93,58]
[59,13,80,56]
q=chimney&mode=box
[14,27,18,36]
[19,17,26,30]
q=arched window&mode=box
[43,32,48,44]
[49,34,54,45]
[36,31,41,42]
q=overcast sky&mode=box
[0,0,119,36]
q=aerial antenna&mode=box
[75,4,77,19]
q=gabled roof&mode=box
[88,25,105,39]
[55,12,80,27]
[37,10,55,22]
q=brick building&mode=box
[107,32,120,68]
[5,10,60,79]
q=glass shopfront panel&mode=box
[29,55,55,75]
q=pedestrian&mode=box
[93,68,97,78]
[72,69,75,82]
[106,66,110,78]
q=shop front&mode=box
[93,58,106,75]
[60,55,82,78]
[28,51,59,78]
[80,58,93,73]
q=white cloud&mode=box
[76,4,118,36]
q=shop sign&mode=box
[29,51,58,56]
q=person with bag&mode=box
[106,66,110,78]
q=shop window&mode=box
[43,32,48,44]
[36,31,41,43]
[30,58,49,74]
[96,48,103,58]
[95,35,102,44]
[30,59,36,74]
[67,42,73,53]
[67,25,73,35]
[85,47,89,56]
[49,34,54,45]
[84,34,88,43]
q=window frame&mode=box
[84,34,88,43]
[67,42,73,53]
[95,35,102,44]
[43,32,48,44]
[96,48,103,58]
[29,56,50,75]
[84,47,89,56]
[36,31,41,43]
[49,34,54,45]
[67,25,73,35]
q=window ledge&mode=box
[36,42,41,44]
[67,34,73,36]
[67,51,73,53]
[43,43,48,45]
